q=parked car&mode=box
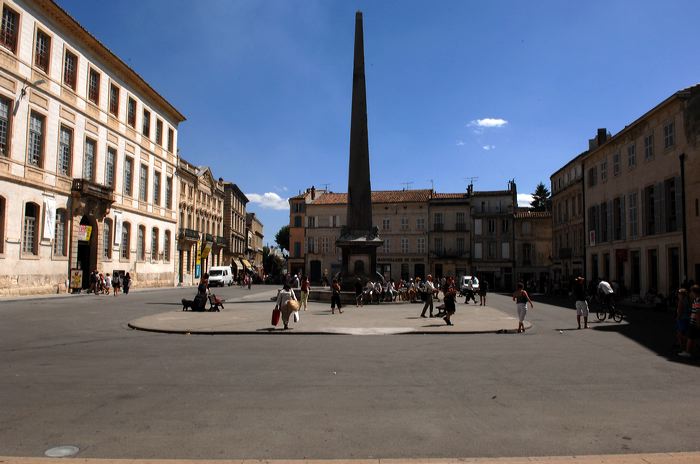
[208,266,233,287]
[459,276,480,294]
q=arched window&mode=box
[23,202,39,255]
[137,225,145,261]
[121,222,130,259]
[53,208,67,257]
[0,196,5,254]
[164,230,171,262]
[151,227,159,261]
[103,218,112,259]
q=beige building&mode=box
[0,0,184,295]
[584,85,700,296]
[222,182,248,278]
[470,182,517,291]
[428,192,471,280]
[288,186,323,277]
[176,158,224,285]
[514,210,552,293]
[245,212,263,276]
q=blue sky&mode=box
[59,0,700,245]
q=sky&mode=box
[58,0,700,245]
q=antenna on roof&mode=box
[321,183,331,191]
[401,181,414,191]
[465,176,478,187]
[426,179,434,191]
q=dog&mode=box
[181,298,196,311]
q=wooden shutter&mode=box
[675,176,683,231]
[655,182,663,235]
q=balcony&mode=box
[204,233,214,243]
[559,247,572,259]
[430,249,470,259]
[433,223,444,232]
[216,236,227,246]
[71,178,115,217]
[179,228,199,241]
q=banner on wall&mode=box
[113,212,123,245]
[43,197,56,240]
[76,225,92,242]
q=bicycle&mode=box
[592,294,624,322]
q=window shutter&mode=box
[654,182,663,235]
[620,195,626,240]
[606,200,613,242]
[675,176,683,231]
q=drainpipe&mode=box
[680,153,688,281]
[582,159,587,282]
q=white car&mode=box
[208,266,233,287]
[460,276,480,294]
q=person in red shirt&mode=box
[300,275,310,311]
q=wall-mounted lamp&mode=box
[20,78,46,99]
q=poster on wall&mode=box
[114,212,123,245]
[76,225,92,241]
[70,269,83,290]
[43,197,56,240]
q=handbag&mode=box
[293,311,300,323]
[271,307,281,326]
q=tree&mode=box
[275,225,290,253]
[263,246,285,282]
[530,182,551,212]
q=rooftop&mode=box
[312,189,433,205]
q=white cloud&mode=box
[246,192,289,210]
[482,145,496,151]
[469,118,508,128]
[456,140,465,146]
[517,193,533,207]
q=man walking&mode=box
[420,274,436,318]
[597,277,615,317]
[573,276,588,329]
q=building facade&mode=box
[245,212,264,277]
[0,0,184,295]
[176,158,224,286]
[584,86,699,297]
[428,192,471,280]
[513,210,552,293]
[287,186,322,277]
[222,181,248,278]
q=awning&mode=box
[236,259,246,270]
[241,259,252,269]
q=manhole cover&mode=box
[44,445,79,457]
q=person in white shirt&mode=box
[275,284,298,330]
[597,278,615,315]
[420,275,436,318]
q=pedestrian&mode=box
[478,277,488,306]
[112,271,121,297]
[354,277,363,307]
[331,278,343,314]
[443,277,457,326]
[512,282,534,333]
[464,277,476,304]
[89,269,97,294]
[274,283,298,330]
[597,277,615,317]
[676,288,691,350]
[104,273,112,295]
[123,272,131,294]
[573,276,588,329]
[247,274,252,290]
[300,275,310,311]
[420,274,435,318]
[679,285,700,358]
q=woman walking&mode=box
[123,272,131,295]
[300,275,310,311]
[512,282,534,333]
[331,278,343,314]
[443,277,457,326]
[275,283,298,330]
[112,272,121,297]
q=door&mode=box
[310,260,322,284]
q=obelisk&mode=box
[336,11,383,288]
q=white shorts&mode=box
[516,303,527,322]
[575,300,589,317]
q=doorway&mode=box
[310,260,322,283]
[76,215,98,289]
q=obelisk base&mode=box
[336,230,383,290]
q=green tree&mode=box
[275,225,290,253]
[530,182,551,211]
[263,246,285,281]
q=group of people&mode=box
[676,283,700,358]
[88,269,131,296]
[419,275,458,325]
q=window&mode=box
[434,213,443,231]
[434,237,443,254]
[142,109,150,137]
[23,203,39,255]
[488,242,496,259]
[613,152,620,176]
[474,242,482,259]
[644,133,654,161]
[587,166,597,187]
[151,228,158,261]
[293,241,301,257]
[400,237,409,254]
[63,50,77,90]
[53,208,67,257]
[629,192,638,238]
[320,236,330,253]
[28,112,44,167]
[167,127,174,152]
[0,96,10,156]
[164,231,171,262]
[137,225,145,261]
[127,97,136,127]
[153,171,161,205]
[417,237,425,254]
[474,218,482,235]
[88,69,100,105]
[294,215,302,227]
[613,197,623,241]
[105,146,116,187]
[600,202,608,242]
[501,242,510,259]
[487,219,496,234]
[416,217,425,230]
[0,6,19,53]
[644,185,655,236]
[382,218,390,231]
[456,212,465,230]
[109,84,119,116]
[522,221,531,235]
[665,178,678,232]
[34,30,51,72]
[456,237,465,255]
[103,218,112,259]
[139,164,148,202]
[627,143,636,168]
[664,121,675,148]
[600,160,607,181]
[83,138,96,181]
[383,238,390,254]
[502,219,509,233]
[123,157,133,196]
[306,237,314,254]
[121,222,130,259]
[156,119,163,145]
[166,176,173,209]
[400,216,408,230]
[0,196,4,254]
[57,126,72,176]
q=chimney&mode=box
[311,185,316,200]
[597,128,608,146]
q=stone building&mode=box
[176,158,224,285]
[0,0,184,295]
[287,186,322,277]
[470,182,517,291]
[428,192,471,280]
[245,212,264,276]
[222,181,248,278]
[584,85,700,296]
[513,210,552,293]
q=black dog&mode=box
[182,298,196,311]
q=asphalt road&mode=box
[0,285,698,460]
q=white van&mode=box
[460,275,479,294]
[208,266,233,287]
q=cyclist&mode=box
[597,278,615,317]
